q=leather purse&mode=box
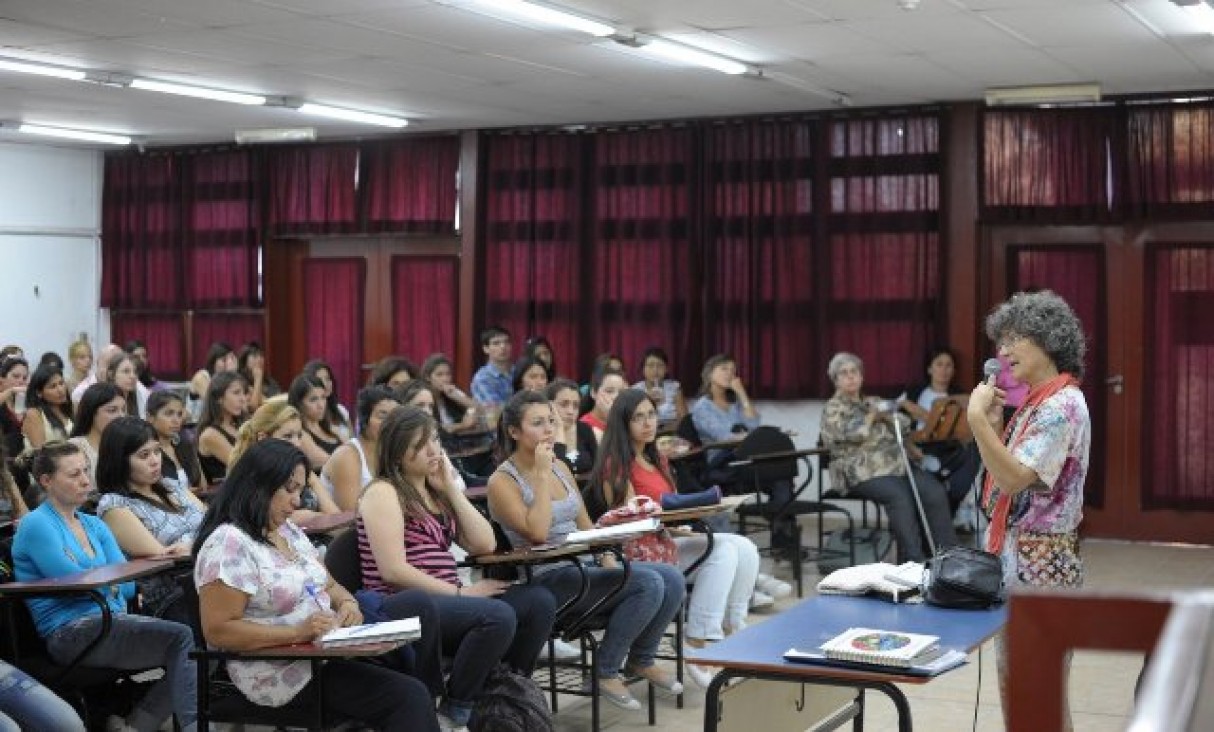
[922,545,1004,609]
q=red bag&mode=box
[594,496,677,565]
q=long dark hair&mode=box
[585,388,670,520]
[375,405,452,523]
[26,364,72,435]
[145,390,202,489]
[237,342,280,397]
[203,342,235,375]
[420,353,467,422]
[302,359,351,434]
[523,336,556,378]
[193,439,309,556]
[394,380,440,422]
[357,385,400,437]
[368,357,419,388]
[70,383,124,438]
[104,353,139,417]
[198,371,247,435]
[495,390,552,463]
[96,416,178,509]
[511,355,550,394]
[288,374,337,441]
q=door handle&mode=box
[1106,375,1124,395]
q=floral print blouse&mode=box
[1003,386,1090,535]
[194,521,332,707]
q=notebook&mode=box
[817,627,940,668]
[783,646,967,677]
[318,616,421,648]
[816,562,923,603]
[563,517,660,544]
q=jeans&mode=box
[676,533,760,640]
[535,561,685,679]
[279,659,439,732]
[428,584,556,706]
[375,589,445,700]
[0,660,85,732]
[849,469,958,563]
[45,613,196,732]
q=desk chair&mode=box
[816,438,891,575]
[323,527,362,594]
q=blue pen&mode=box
[303,582,327,611]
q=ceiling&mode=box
[1,0,1213,146]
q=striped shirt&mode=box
[357,507,461,591]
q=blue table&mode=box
[690,595,1007,731]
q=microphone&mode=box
[982,358,1001,386]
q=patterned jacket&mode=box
[820,392,907,493]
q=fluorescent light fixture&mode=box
[629,38,750,75]
[985,83,1101,106]
[0,58,87,81]
[465,0,615,36]
[17,123,131,145]
[235,127,317,144]
[763,71,852,107]
[1182,0,1214,33]
[296,103,409,128]
[130,78,266,105]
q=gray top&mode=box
[493,459,581,574]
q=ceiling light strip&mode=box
[466,0,615,36]
[0,58,87,81]
[130,78,267,105]
[18,123,131,145]
[630,39,751,75]
[296,103,408,128]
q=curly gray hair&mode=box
[985,290,1086,378]
[826,352,863,383]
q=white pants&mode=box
[676,532,760,641]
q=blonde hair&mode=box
[229,400,302,467]
[68,339,92,359]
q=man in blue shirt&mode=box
[470,326,514,406]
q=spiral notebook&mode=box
[817,627,940,668]
[319,616,421,648]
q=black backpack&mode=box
[468,664,553,732]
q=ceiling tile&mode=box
[926,47,1084,86]
[982,3,1160,48]
[718,22,894,62]
[0,0,199,38]
[844,9,1027,53]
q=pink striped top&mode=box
[357,507,461,592]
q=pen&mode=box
[303,582,327,611]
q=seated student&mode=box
[470,326,514,409]
[521,336,556,379]
[287,375,341,471]
[358,406,556,729]
[187,343,237,425]
[395,382,478,490]
[368,356,419,391]
[228,401,341,521]
[579,366,628,446]
[96,417,204,623]
[192,439,439,731]
[103,352,148,419]
[14,442,197,732]
[583,388,760,688]
[0,659,86,731]
[301,360,354,443]
[64,339,93,394]
[123,340,159,393]
[237,342,281,411]
[488,391,685,711]
[196,372,249,486]
[67,383,128,491]
[547,379,594,475]
[578,353,624,414]
[634,346,687,423]
[820,352,958,564]
[145,391,204,497]
[69,343,122,406]
[322,386,400,512]
[0,356,28,463]
[21,363,73,450]
[511,355,550,395]
[421,354,480,435]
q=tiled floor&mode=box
[546,538,1214,732]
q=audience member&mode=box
[237,342,280,411]
[0,443,29,522]
[579,366,627,446]
[0,356,29,461]
[634,346,686,422]
[124,339,160,391]
[0,659,85,731]
[145,391,203,496]
[546,379,594,475]
[522,336,556,378]
[70,343,123,405]
[67,382,127,490]
[819,352,958,563]
[196,372,249,485]
[321,386,400,511]
[37,351,64,372]
[511,355,550,394]
[192,439,439,731]
[64,339,92,393]
[188,343,237,423]
[470,326,513,407]
[104,352,147,418]
[301,359,353,442]
[229,400,340,520]
[359,405,556,728]
[488,391,685,711]
[21,363,72,450]
[288,375,341,470]
[368,356,419,390]
[421,354,481,435]
[14,441,197,732]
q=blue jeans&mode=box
[0,660,84,732]
[534,561,685,679]
[45,613,196,732]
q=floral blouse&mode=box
[1003,386,1090,535]
[194,522,332,707]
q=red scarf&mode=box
[982,372,1079,553]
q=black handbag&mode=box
[922,545,1004,609]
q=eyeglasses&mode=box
[998,333,1028,350]
[631,411,659,425]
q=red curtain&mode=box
[101,154,184,308]
[302,258,365,409]
[190,313,265,374]
[110,313,186,380]
[824,114,943,395]
[482,133,588,380]
[1144,245,1214,510]
[267,144,359,235]
[703,120,815,398]
[1125,101,1214,220]
[362,137,460,233]
[592,128,695,385]
[182,150,261,308]
[1009,246,1107,509]
[392,256,459,361]
[981,107,1118,224]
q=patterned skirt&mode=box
[1000,528,1084,589]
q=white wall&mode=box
[0,141,106,362]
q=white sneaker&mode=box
[540,638,581,660]
[756,573,792,600]
[749,590,774,610]
[685,661,716,688]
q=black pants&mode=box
[280,659,439,731]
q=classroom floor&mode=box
[547,537,1214,732]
